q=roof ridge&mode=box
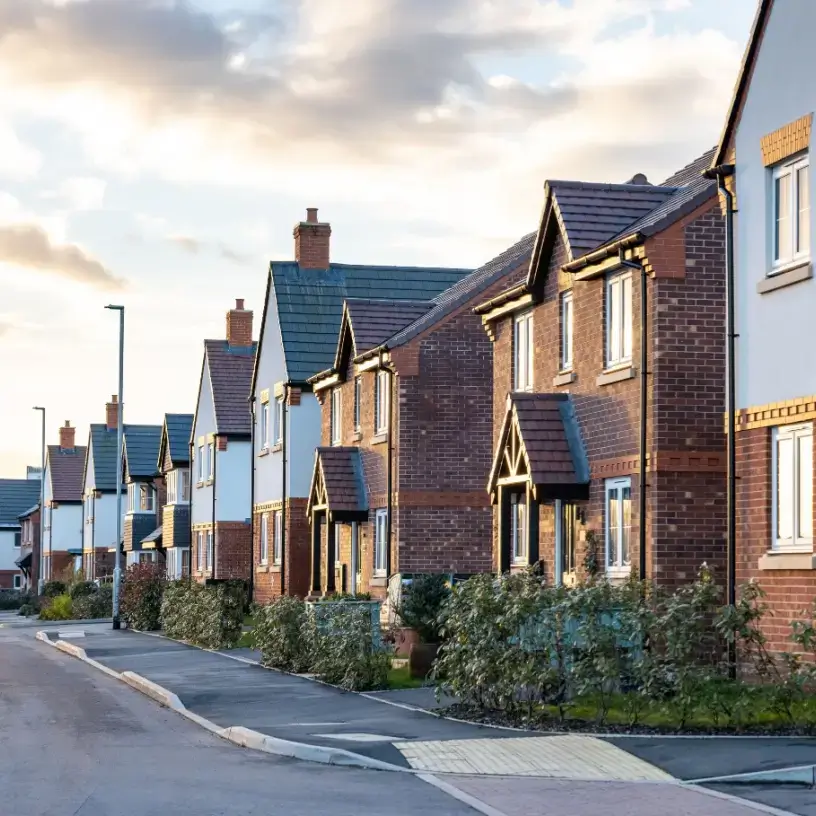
[548,180,678,193]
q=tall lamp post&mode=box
[32,406,46,592]
[105,304,125,630]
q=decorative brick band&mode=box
[191,522,213,532]
[761,114,813,167]
[254,501,283,513]
[591,451,725,477]
[365,490,490,510]
[732,396,816,431]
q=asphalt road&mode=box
[0,629,476,816]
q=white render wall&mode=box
[215,439,251,522]
[734,1,816,409]
[0,529,20,572]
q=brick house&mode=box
[42,421,85,581]
[306,236,533,602]
[158,413,193,580]
[120,425,165,568]
[249,208,471,603]
[475,150,727,587]
[708,0,816,651]
[0,478,40,589]
[81,396,126,579]
[16,502,40,591]
[190,300,256,583]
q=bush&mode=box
[254,596,314,672]
[69,581,97,600]
[160,580,246,649]
[121,563,166,631]
[72,585,113,620]
[18,603,36,617]
[0,590,24,611]
[40,594,74,621]
[311,603,391,691]
[43,581,67,598]
[397,574,450,643]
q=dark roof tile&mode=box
[0,480,41,528]
[161,413,194,469]
[47,446,86,503]
[123,426,162,480]
[205,340,256,435]
[345,299,432,357]
[308,447,367,516]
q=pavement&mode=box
[25,624,816,815]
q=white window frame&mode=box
[85,493,94,522]
[374,509,388,576]
[561,291,574,371]
[197,531,205,572]
[260,401,270,450]
[375,371,389,435]
[605,271,633,369]
[513,311,534,392]
[772,423,813,551]
[139,483,154,514]
[605,477,632,574]
[260,513,269,564]
[13,530,21,548]
[511,492,527,564]
[273,510,282,565]
[274,397,284,446]
[197,444,205,482]
[354,376,362,432]
[166,470,177,505]
[772,154,810,272]
[334,522,341,563]
[13,574,22,590]
[206,529,214,572]
[207,442,214,480]
[330,388,342,446]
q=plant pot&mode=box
[395,626,420,657]
[408,642,439,679]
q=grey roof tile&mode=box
[205,340,256,435]
[87,424,124,491]
[308,447,368,515]
[345,299,433,358]
[0,480,41,528]
[123,426,162,480]
[47,446,87,503]
[160,413,194,469]
[271,262,471,382]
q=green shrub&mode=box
[71,586,113,620]
[40,594,74,621]
[254,596,313,672]
[43,581,67,598]
[0,590,24,611]
[160,580,246,649]
[121,563,166,631]
[311,603,391,691]
[69,581,97,600]
[18,603,36,617]
[397,574,450,643]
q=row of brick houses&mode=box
[6,0,814,654]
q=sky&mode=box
[0,0,756,476]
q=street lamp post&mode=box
[32,406,46,593]
[105,305,125,630]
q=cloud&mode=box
[0,224,125,290]
[166,233,249,264]
[41,177,107,211]
[168,234,201,254]
[0,124,41,179]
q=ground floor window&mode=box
[774,423,813,550]
[196,531,206,572]
[12,574,22,590]
[511,493,527,564]
[166,548,189,580]
[273,510,282,565]
[563,502,578,576]
[260,514,269,564]
[374,509,387,575]
[605,477,632,573]
[206,530,213,571]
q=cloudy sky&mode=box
[0,0,755,475]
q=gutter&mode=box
[281,383,289,596]
[472,282,528,316]
[248,395,256,601]
[562,233,644,274]
[377,349,394,579]
[188,438,194,578]
[211,434,218,580]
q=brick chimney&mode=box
[106,395,119,431]
[293,207,331,270]
[59,420,75,451]
[226,298,253,347]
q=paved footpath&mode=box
[34,626,816,816]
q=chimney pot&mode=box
[59,420,76,451]
[294,208,331,270]
[306,207,318,223]
[235,298,244,311]
[226,299,254,347]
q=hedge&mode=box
[161,580,246,650]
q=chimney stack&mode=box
[59,420,75,451]
[226,298,254,347]
[294,207,331,270]
[106,395,119,431]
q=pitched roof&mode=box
[385,232,536,351]
[0,480,41,528]
[263,261,472,383]
[204,340,256,435]
[712,0,774,168]
[47,445,86,503]
[86,423,124,492]
[123,425,162,480]
[488,394,589,500]
[159,413,194,470]
[345,299,433,358]
[307,447,368,518]
[17,504,39,520]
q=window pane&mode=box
[777,436,794,541]
[776,173,792,261]
[608,279,620,363]
[798,433,813,539]
[562,295,573,368]
[797,164,810,255]
[525,317,533,388]
[621,486,632,567]
[622,276,633,361]
[607,491,619,566]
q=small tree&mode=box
[397,574,451,643]
[121,563,166,631]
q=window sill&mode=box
[370,574,387,587]
[270,564,281,573]
[372,433,388,446]
[352,430,362,442]
[757,262,812,294]
[258,448,270,457]
[606,567,632,581]
[596,366,635,387]
[553,371,575,387]
[758,550,816,571]
[271,443,282,453]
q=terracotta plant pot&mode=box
[408,642,439,679]
[395,626,420,657]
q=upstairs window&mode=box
[260,401,270,450]
[197,444,205,482]
[561,291,574,371]
[773,155,810,270]
[606,271,632,368]
[514,311,533,392]
[330,388,342,446]
[207,441,214,479]
[375,371,389,435]
[354,377,362,432]
[273,397,284,445]
[128,483,155,514]
[774,423,813,550]
[167,469,189,504]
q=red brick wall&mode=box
[214,521,251,580]
[490,200,727,585]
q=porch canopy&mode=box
[307,447,368,594]
[141,526,163,550]
[488,393,590,571]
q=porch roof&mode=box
[307,447,368,521]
